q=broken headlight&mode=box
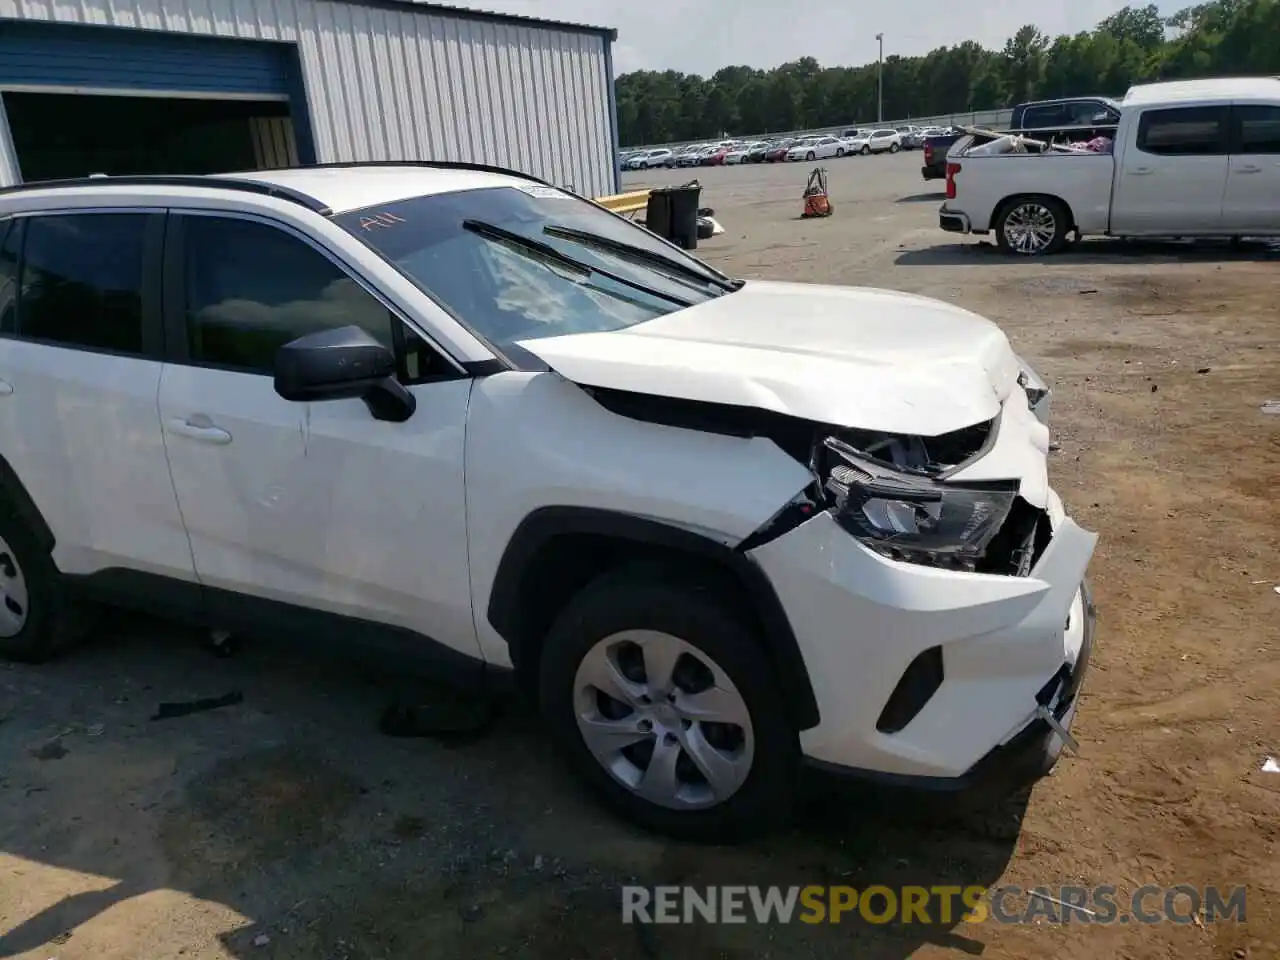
[821,436,1015,569]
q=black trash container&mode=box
[645,181,703,250]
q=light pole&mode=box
[875,32,884,123]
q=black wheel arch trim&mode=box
[487,506,821,731]
[0,454,54,552]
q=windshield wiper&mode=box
[461,220,692,308]
[542,225,742,293]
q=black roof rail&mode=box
[0,174,332,215]
[299,160,552,187]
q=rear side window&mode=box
[13,213,148,354]
[1136,106,1228,156]
[1233,104,1280,153]
[1022,105,1068,129]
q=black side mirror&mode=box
[273,324,416,422]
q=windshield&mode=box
[333,185,731,347]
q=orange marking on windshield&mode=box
[359,212,407,230]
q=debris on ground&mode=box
[1196,367,1211,374]
[1262,757,1280,774]
[252,932,271,947]
[86,723,105,737]
[205,629,240,658]
[378,692,496,741]
[29,738,68,761]
[150,691,244,721]
[1261,400,1280,415]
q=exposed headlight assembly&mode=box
[821,436,1016,569]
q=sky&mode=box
[466,0,1183,75]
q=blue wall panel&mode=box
[0,20,292,96]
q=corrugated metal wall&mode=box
[0,1,617,198]
[250,116,300,167]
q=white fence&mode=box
[626,108,1016,152]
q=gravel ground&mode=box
[1,152,1277,960]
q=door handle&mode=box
[1128,167,1153,175]
[167,415,232,445]
[0,380,12,396]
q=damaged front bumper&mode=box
[806,580,1096,800]
[747,505,1097,794]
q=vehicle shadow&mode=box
[0,614,1023,960]
[896,236,1280,266]
[896,192,946,203]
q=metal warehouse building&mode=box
[0,1,619,196]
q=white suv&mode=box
[0,164,1096,840]
[853,129,904,154]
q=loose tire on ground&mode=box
[538,566,798,842]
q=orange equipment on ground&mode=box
[801,167,832,218]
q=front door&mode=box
[1110,105,1230,235]
[1223,103,1280,233]
[156,211,481,663]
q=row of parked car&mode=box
[620,124,961,171]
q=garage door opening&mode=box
[4,91,301,182]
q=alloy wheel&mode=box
[573,630,755,810]
[0,533,29,638]
[1003,202,1058,255]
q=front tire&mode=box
[995,197,1069,256]
[0,497,88,663]
[539,567,797,842]
[806,151,816,161]
[860,144,871,155]
[836,147,845,158]
[889,142,900,153]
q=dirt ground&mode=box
[1,154,1277,960]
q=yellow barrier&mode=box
[594,189,651,216]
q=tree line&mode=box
[615,0,1280,145]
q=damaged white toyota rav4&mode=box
[0,164,1095,840]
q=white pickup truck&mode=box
[938,76,1280,255]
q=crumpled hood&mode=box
[517,280,1022,435]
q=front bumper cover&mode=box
[748,508,1098,782]
[804,578,1096,800]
